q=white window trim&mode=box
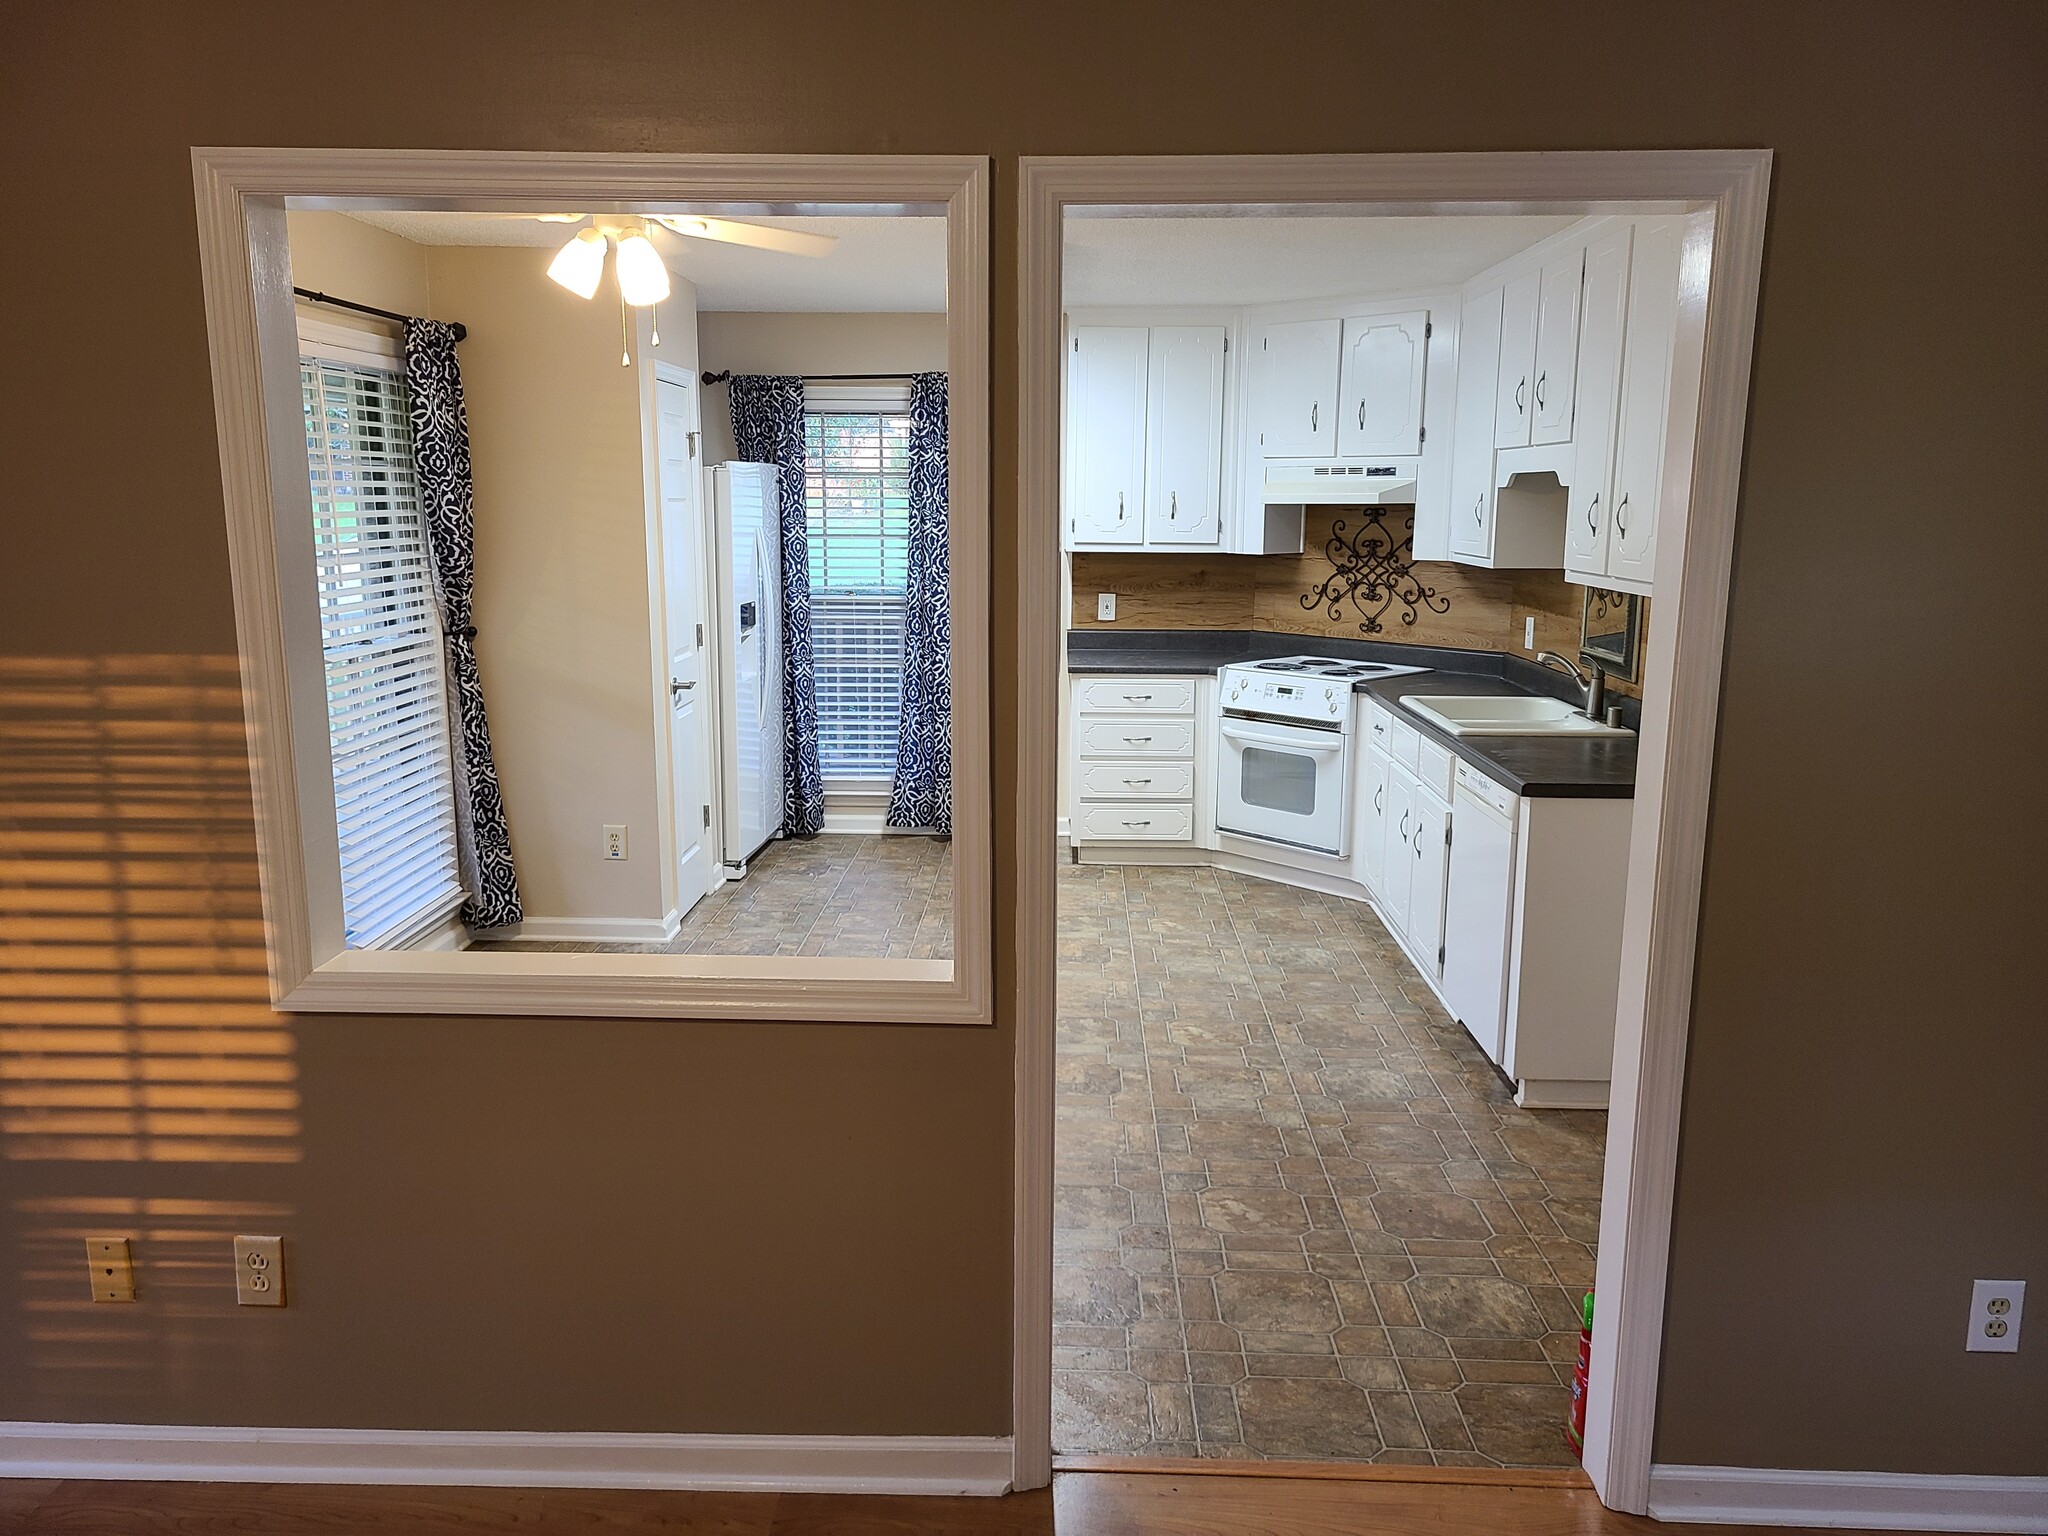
[191,147,991,1026]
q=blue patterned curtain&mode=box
[887,372,951,835]
[728,375,824,837]
[400,319,521,929]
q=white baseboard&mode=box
[485,911,681,946]
[0,1422,1014,1496]
[1649,1463,2048,1532]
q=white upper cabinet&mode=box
[1564,225,1632,579]
[1250,317,1341,457]
[1607,217,1685,590]
[1530,251,1585,445]
[1144,325,1226,544]
[1066,326,1148,545]
[1493,270,1540,448]
[1449,286,1504,560]
[1336,309,1428,457]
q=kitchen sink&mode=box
[1399,694,1635,737]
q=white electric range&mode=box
[1214,655,1429,857]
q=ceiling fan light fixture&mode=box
[546,228,608,300]
[613,231,671,306]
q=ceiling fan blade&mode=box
[650,215,838,259]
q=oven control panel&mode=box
[1221,673,1351,722]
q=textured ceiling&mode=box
[1062,214,1581,306]
[345,212,948,313]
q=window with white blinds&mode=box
[301,352,467,949]
[803,408,912,780]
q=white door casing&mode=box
[656,376,715,919]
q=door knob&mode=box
[671,680,696,695]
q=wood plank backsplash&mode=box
[1070,509,1646,695]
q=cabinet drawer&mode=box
[1077,759,1194,800]
[1076,677,1196,715]
[1077,718,1195,758]
[1076,801,1194,843]
[1388,714,1422,772]
[1361,699,1394,753]
[1417,738,1455,802]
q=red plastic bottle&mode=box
[1566,1290,1594,1459]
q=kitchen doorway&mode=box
[1014,152,1771,1509]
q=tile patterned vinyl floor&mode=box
[473,833,953,959]
[1053,861,1603,1467]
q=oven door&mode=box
[1215,715,1352,856]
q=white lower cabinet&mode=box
[1356,704,1633,1108]
[1069,673,1207,850]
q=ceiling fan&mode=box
[526,213,838,306]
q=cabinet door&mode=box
[1564,225,1632,578]
[1408,788,1449,980]
[1530,250,1585,445]
[1610,218,1684,590]
[1493,269,1540,448]
[1144,325,1225,544]
[1336,310,1427,457]
[1066,326,1148,544]
[1379,768,1415,935]
[1449,287,1504,560]
[1357,748,1391,896]
[1250,317,1340,457]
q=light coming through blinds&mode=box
[803,410,911,779]
[301,356,467,949]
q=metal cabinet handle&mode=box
[1399,810,1411,842]
[1358,399,1366,430]
[1587,492,1600,534]
[1122,693,1152,702]
[1374,785,1384,814]
[1415,829,1425,861]
[1474,495,1485,524]
[1311,402,1319,433]
[1616,492,1630,536]
[1124,736,1152,744]
[1515,377,1526,415]
[1169,491,1177,521]
[1121,819,1152,828]
[1535,370,1547,411]
[1117,491,1125,522]
[1123,778,1152,786]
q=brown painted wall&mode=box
[3,0,2043,1476]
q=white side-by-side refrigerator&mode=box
[709,462,786,871]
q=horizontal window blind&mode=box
[804,410,911,779]
[302,354,467,948]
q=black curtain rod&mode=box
[295,287,467,343]
[699,369,913,386]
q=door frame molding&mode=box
[189,147,991,1023]
[1012,150,1773,1505]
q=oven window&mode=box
[1240,746,1319,816]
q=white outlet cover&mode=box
[603,824,628,860]
[1096,592,1116,621]
[1525,616,1536,649]
[1967,1278,2024,1353]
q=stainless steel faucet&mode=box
[1536,650,1608,721]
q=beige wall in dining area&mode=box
[3,0,2043,1483]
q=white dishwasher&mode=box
[1441,760,1519,1068]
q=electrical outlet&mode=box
[86,1237,135,1302]
[1524,616,1537,649]
[234,1235,285,1307]
[603,824,628,861]
[1096,592,1116,622]
[1967,1279,2024,1353]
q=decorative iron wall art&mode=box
[1300,508,1451,635]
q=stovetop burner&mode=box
[1251,654,1428,680]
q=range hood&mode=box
[1261,458,1420,507]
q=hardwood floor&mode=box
[0,1471,1902,1535]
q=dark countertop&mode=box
[1067,628,1637,799]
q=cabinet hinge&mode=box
[1438,941,1446,966]
[696,622,704,647]
[1444,823,1453,848]
[703,804,711,828]
[1425,320,1433,339]
[1262,336,1269,351]
[1073,337,1079,353]
[1223,335,1229,353]
[1419,426,1426,444]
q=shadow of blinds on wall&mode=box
[803,405,911,780]
[300,353,467,948]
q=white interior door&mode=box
[1144,325,1225,544]
[1336,310,1428,457]
[656,376,714,918]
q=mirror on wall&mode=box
[1580,587,1643,682]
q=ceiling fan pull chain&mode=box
[619,285,630,367]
